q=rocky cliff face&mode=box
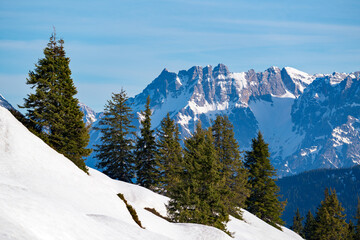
[84,64,360,177]
[284,72,360,175]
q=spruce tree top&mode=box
[245,131,284,228]
[20,32,90,173]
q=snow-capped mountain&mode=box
[0,94,14,110]
[0,106,302,240]
[85,64,360,177]
[285,72,360,175]
[78,102,103,126]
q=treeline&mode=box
[291,189,360,240]
[17,33,285,234]
[95,91,285,233]
[278,165,360,227]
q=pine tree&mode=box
[313,188,348,240]
[20,32,90,172]
[291,208,304,236]
[167,122,229,232]
[155,113,182,194]
[244,131,285,229]
[348,220,356,240]
[135,96,158,189]
[355,198,360,240]
[212,115,249,219]
[303,210,316,240]
[94,90,135,182]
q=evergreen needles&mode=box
[167,122,230,232]
[94,89,135,182]
[135,96,158,189]
[244,131,285,229]
[19,32,90,173]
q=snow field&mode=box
[0,106,303,240]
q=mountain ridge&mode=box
[2,64,358,177]
[85,64,360,177]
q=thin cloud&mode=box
[207,18,360,35]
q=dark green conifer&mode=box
[355,198,360,240]
[244,131,285,229]
[303,210,316,240]
[291,208,304,236]
[94,90,135,182]
[212,115,249,219]
[349,220,356,240]
[155,113,182,194]
[20,32,90,173]
[313,188,348,240]
[167,122,229,232]
[135,96,158,189]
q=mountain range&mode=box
[2,64,359,177]
[84,64,360,177]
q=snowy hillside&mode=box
[0,106,302,240]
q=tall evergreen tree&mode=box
[155,113,182,194]
[135,96,158,189]
[94,90,135,182]
[20,32,90,172]
[303,210,316,240]
[212,115,249,219]
[313,188,348,240]
[167,122,229,232]
[349,220,356,240]
[355,198,360,240]
[244,131,285,229]
[291,208,304,236]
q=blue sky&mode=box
[1,0,360,112]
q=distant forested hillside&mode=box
[278,165,360,226]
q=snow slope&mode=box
[0,106,303,240]
[249,96,304,166]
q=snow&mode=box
[177,113,192,128]
[332,127,353,147]
[329,72,349,85]
[300,146,318,157]
[229,72,248,90]
[249,96,304,159]
[271,90,296,99]
[78,102,102,126]
[0,106,303,239]
[175,76,182,86]
[284,67,314,85]
[217,74,226,80]
[250,81,258,86]
[188,100,229,115]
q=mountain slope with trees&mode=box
[0,106,303,240]
[278,165,360,226]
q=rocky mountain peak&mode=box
[82,65,359,177]
[0,94,14,110]
[213,63,230,77]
